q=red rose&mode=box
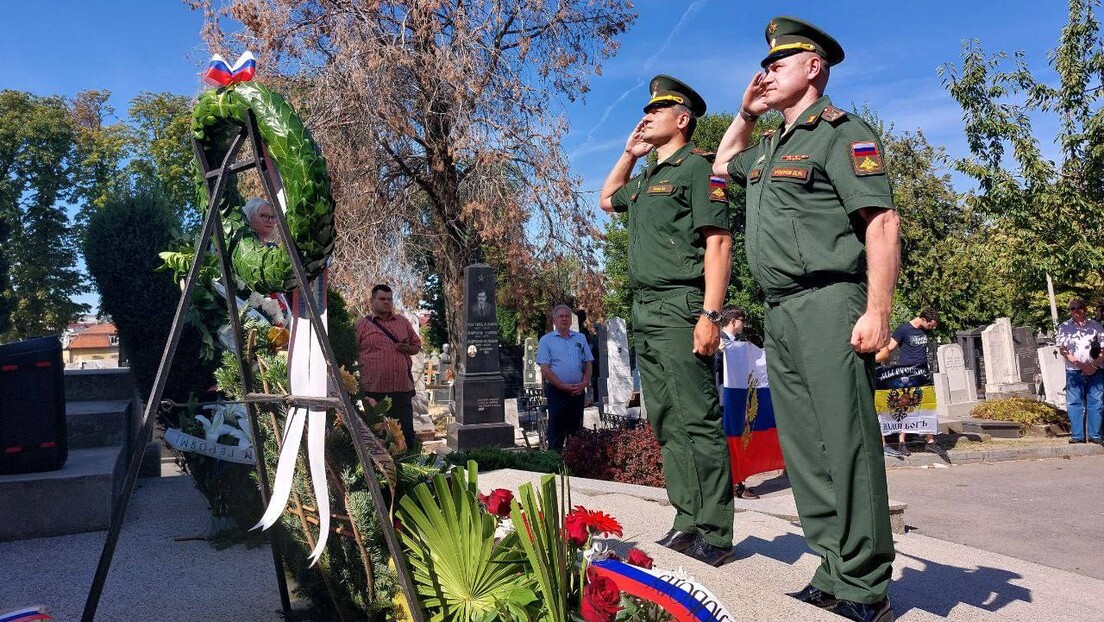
[625,548,653,569]
[479,488,514,518]
[564,512,590,546]
[581,575,621,622]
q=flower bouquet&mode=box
[396,462,732,621]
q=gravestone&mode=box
[523,336,542,388]
[1013,326,1042,385]
[933,343,978,418]
[597,318,634,418]
[448,264,514,450]
[499,344,524,399]
[982,318,1034,396]
[403,311,435,441]
[955,326,987,397]
[1037,345,1067,408]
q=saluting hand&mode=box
[741,72,769,118]
[850,312,890,354]
[693,316,721,357]
[625,118,655,157]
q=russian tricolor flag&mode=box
[721,340,784,484]
[202,51,257,87]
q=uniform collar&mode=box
[779,96,834,134]
[653,141,696,171]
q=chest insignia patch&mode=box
[709,176,727,201]
[780,154,810,161]
[770,167,810,181]
[646,184,674,194]
[850,141,885,176]
[749,168,762,182]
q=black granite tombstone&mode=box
[448,264,513,449]
[1012,326,1041,384]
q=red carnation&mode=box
[564,511,590,546]
[581,574,622,622]
[478,488,514,518]
[625,548,653,569]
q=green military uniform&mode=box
[725,18,896,604]
[609,76,734,549]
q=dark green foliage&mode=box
[192,82,334,293]
[422,273,450,352]
[327,288,359,369]
[446,447,564,473]
[561,425,664,487]
[83,190,215,404]
[970,397,1068,426]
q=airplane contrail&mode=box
[569,0,710,160]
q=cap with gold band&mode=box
[761,16,844,68]
[644,74,707,117]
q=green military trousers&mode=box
[763,282,895,603]
[632,287,734,548]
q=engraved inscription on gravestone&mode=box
[1013,326,1040,384]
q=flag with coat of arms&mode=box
[721,340,785,483]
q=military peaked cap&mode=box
[761,16,845,68]
[644,74,707,117]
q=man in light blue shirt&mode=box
[536,304,594,451]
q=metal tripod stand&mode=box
[81,108,425,622]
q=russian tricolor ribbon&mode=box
[588,559,734,622]
[202,51,256,87]
[0,606,52,622]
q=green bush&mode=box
[84,190,215,410]
[446,447,564,474]
[970,397,1069,426]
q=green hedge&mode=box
[970,397,1068,426]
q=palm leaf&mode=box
[397,462,527,622]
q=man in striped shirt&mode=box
[355,284,422,450]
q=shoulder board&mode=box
[821,106,847,123]
[690,148,716,162]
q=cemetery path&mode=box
[0,473,283,621]
[886,454,1104,581]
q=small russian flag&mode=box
[709,175,726,188]
[0,606,53,622]
[851,141,878,156]
[202,51,257,88]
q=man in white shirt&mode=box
[1056,297,1104,444]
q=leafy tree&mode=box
[127,92,198,235]
[83,190,214,401]
[70,90,130,224]
[939,0,1104,326]
[186,0,636,347]
[0,90,87,342]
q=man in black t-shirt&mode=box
[876,309,942,457]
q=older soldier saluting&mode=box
[599,76,736,567]
[714,17,900,622]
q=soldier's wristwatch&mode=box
[700,309,722,324]
[739,108,760,122]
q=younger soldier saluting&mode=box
[714,16,900,622]
[599,76,736,567]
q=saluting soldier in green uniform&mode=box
[599,76,736,567]
[714,17,899,622]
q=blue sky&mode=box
[1,0,1074,311]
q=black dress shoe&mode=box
[685,538,736,567]
[827,597,893,622]
[655,529,697,552]
[786,584,838,609]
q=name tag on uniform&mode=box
[646,184,675,194]
[770,167,809,181]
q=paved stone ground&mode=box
[886,454,1104,580]
[4,456,1104,621]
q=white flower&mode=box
[493,517,515,540]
